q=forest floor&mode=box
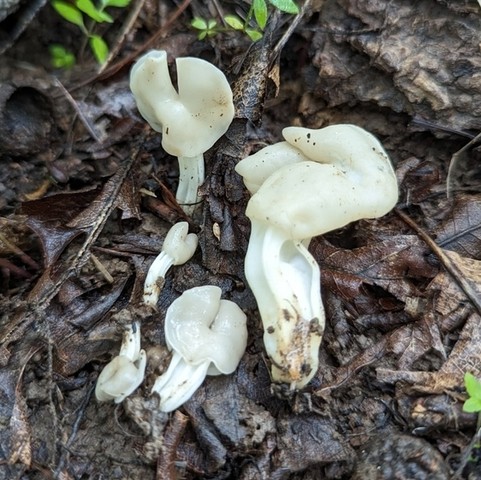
[1,0,481,479]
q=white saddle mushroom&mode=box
[235,124,399,390]
[130,50,235,214]
[151,286,247,412]
[95,322,147,403]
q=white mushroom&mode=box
[143,222,198,309]
[235,124,399,390]
[95,322,147,403]
[130,50,235,214]
[151,286,247,412]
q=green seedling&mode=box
[190,18,220,40]
[50,0,131,66]
[191,0,299,42]
[49,44,76,68]
[463,372,481,413]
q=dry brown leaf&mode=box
[435,194,481,260]
[313,0,481,130]
[313,235,436,305]
[273,414,355,474]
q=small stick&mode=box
[156,411,189,480]
[97,0,147,74]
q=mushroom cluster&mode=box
[96,54,246,410]
[98,51,398,413]
[130,50,235,214]
[235,124,399,390]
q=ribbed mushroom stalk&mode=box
[130,50,235,214]
[236,124,399,390]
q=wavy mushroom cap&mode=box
[130,50,235,158]
[165,286,247,374]
[245,124,398,240]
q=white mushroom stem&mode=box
[177,154,205,214]
[246,222,324,390]
[95,322,147,403]
[151,352,210,413]
[143,222,198,308]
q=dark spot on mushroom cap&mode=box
[267,326,275,334]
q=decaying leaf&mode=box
[377,250,481,394]
[435,194,481,261]
[312,0,481,130]
[273,414,355,474]
[314,235,437,306]
[352,432,449,480]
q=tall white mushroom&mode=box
[235,124,399,390]
[152,286,247,412]
[130,50,235,214]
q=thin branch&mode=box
[156,411,189,480]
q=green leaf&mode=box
[224,14,244,30]
[207,19,217,30]
[49,44,76,69]
[465,372,481,399]
[463,397,481,413]
[245,28,263,41]
[100,0,131,7]
[191,17,208,30]
[253,0,267,30]
[89,35,109,63]
[76,0,113,22]
[269,0,300,14]
[51,1,86,29]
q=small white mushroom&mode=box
[130,50,235,214]
[95,322,147,403]
[235,124,399,390]
[151,286,247,412]
[143,222,198,309]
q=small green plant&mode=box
[191,0,299,42]
[463,372,481,413]
[50,0,131,66]
[190,18,220,40]
[49,44,76,68]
